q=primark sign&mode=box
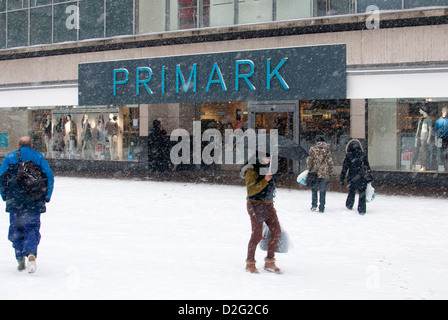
[78,45,346,106]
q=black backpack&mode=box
[16,150,48,201]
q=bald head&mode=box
[18,136,33,148]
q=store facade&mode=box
[1,2,448,186]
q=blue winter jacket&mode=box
[0,147,54,213]
[435,117,448,138]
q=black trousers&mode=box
[346,184,367,214]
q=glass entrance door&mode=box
[248,101,300,174]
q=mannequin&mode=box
[64,115,77,157]
[53,116,64,155]
[96,114,105,141]
[413,105,433,172]
[43,115,52,156]
[81,114,93,159]
[435,107,448,172]
[105,114,120,160]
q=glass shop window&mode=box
[0,106,141,162]
[300,100,351,167]
[367,98,448,173]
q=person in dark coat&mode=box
[0,136,54,273]
[148,120,169,172]
[340,139,371,215]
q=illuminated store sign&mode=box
[79,45,346,106]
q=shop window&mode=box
[200,101,247,134]
[122,107,141,161]
[0,106,141,162]
[368,99,448,173]
[300,100,351,166]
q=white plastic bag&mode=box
[366,183,375,202]
[297,170,309,186]
[259,223,293,254]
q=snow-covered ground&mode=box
[1,177,448,300]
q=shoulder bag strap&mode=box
[16,150,22,163]
[316,152,329,171]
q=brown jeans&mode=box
[246,201,281,261]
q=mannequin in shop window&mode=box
[81,114,93,160]
[435,107,448,172]
[96,114,105,142]
[413,105,433,172]
[105,114,120,160]
[53,116,64,155]
[42,115,52,156]
[64,115,77,158]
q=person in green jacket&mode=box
[240,153,281,274]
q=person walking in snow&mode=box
[240,153,282,274]
[307,137,334,213]
[148,119,169,172]
[340,139,371,215]
[0,136,54,273]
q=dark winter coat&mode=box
[148,121,169,172]
[340,139,371,189]
[0,147,54,213]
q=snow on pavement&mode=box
[1,177,448,300]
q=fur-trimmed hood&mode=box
[316,141,329,150]
[240,163,254,179]
[346,139,364,153]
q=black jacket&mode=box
[340,139,371,189]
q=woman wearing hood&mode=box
[148,119,168,172]
[307,137,334,213]
[240,153,282,274]
[340,139,372,215]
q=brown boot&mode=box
[245,260,259,274]
[264,258,281,274]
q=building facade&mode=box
[0,1,448,186]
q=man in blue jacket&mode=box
[0,136,54,273]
